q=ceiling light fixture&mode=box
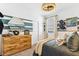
[42,3,56,12]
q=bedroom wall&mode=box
[32,20,39,45]
[0,3,42,20]
[56,3,79,20]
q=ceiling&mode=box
[0,3,78,20]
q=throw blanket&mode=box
[35,34,55,56]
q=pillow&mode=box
[56,32,67,46]
[66,32,79,52]
[57,32,67,40]
[66,32,73,43]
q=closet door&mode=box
[47,17,54,35]
[47,15,58,38]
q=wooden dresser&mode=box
[3,35,31,56]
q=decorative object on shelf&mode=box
[66,32,79,52]
[24,30,29,35]
[13,30,19,35]
[42,3,56,12]
[57,20,66,31]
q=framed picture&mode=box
[65,17,78,27]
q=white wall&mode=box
[32,20,39,45]
[0,3,42,20]
[56,3,79,20]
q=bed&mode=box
[33,40,79,56]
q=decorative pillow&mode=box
[57,32,67,40]
[66,32,79,52]
[56,32,67,46]
[66,32,73,42]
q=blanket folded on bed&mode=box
[35,34,55,56]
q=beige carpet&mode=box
[12,45,35,56]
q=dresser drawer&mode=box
[3,35,31,56]
[14,43,31,50]
[4,38,20,44]
[3,44,17,53]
